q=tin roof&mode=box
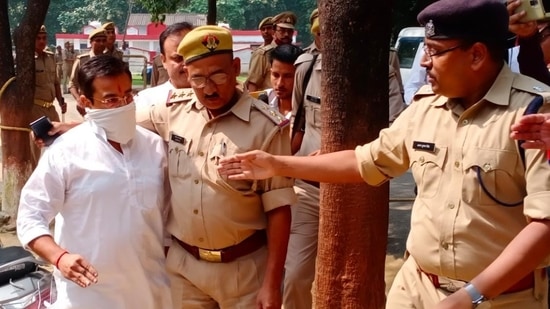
[128,13,207,27]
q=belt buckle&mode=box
[439,277,466,293]
[198,248,222,262]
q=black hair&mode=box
[269,44,304,65]
[159,22,194,55]
[78,55,131,101]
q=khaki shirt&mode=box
[63,49,77,73]
[105,47,124,60]
[389,65,406,122]
[35,51,59,102]
[151,55,169,87]
[292,53,322,157]
[137,90,296,249]
[68,51,97,92]
[247,41,276,90]
[355,66,550,281]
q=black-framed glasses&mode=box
[92,93,133,108]
[423,44,464,63]
[190,72,228,89]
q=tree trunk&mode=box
[0,0,50,223]
[207,0,216,25]
[315,0,392,308]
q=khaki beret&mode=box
[311,17,320,35]
[258,17,273,30]
[102,22,115,30]
[89,28,107,41]
[39,25,47,34]
[272,11,297,29]
[178,25,233,64]
[309,9,319,25]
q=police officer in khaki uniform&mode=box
[302,9,321,56]
[62,42,77,94]
[102,22,123,60]
[247,12,297,92]
[136,26,296,309]
[32,26,67,167]
[258,16,274,48]
[150,54,169,86]
[219,1,550,308]
[69,28,106,116]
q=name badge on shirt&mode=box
[306,95,321,104]
[412,141,435,153]
[170,133,186,145]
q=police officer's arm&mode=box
[68,60,80,101]
[256,126,293,307]
[53,70,67,113]
[219,149,363,183]
[388,65,406,123]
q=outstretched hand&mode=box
[57,253,98,288]
[510,113,550,149]
[218,150,276,180]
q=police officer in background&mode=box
[32,25,67,167]
[258,17,274,48]
[62,42,77,94]
[302,9,321,56]
[69,28,107,116]
[247,12,297,92]
[102,22,123,60]
[136,26,296,309]
[219,1,550,308]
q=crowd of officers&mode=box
[23,0,550,308]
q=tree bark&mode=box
[207,0,217,25]
[0,0,50,222]
[315,0,392,308]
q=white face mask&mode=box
[86,102,136,144]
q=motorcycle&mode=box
[0,246,56,309]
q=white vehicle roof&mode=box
[397,27,425,39]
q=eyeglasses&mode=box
[275,28,294,35]
[189,72,228,89]
[93,93,134,108]
[423,44,464,63]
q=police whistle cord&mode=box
[0,76,32,132]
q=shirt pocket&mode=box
[304,99,322,130]
[167,137,191,178]
[409,147,447,199]
[462,148,524,207]
[213,142,255,196]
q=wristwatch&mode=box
[464,283,487,308]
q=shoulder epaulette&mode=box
[512,75,550,97]
[77,54,89,59]
[412,84,435,101]
[251,99,290,128]
[294,53,314,66]
[166,88,194,106]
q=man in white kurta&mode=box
[17,55,172,309]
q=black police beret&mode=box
[417,0,509,43]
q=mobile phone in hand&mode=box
[30,116,59,146]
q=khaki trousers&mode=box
[283,180,320,309]
[166,239,267,309]
[387,255,548,308]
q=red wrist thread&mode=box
[55,251,69,269]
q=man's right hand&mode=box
[33,121,79,148]
[57,252,98,288]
